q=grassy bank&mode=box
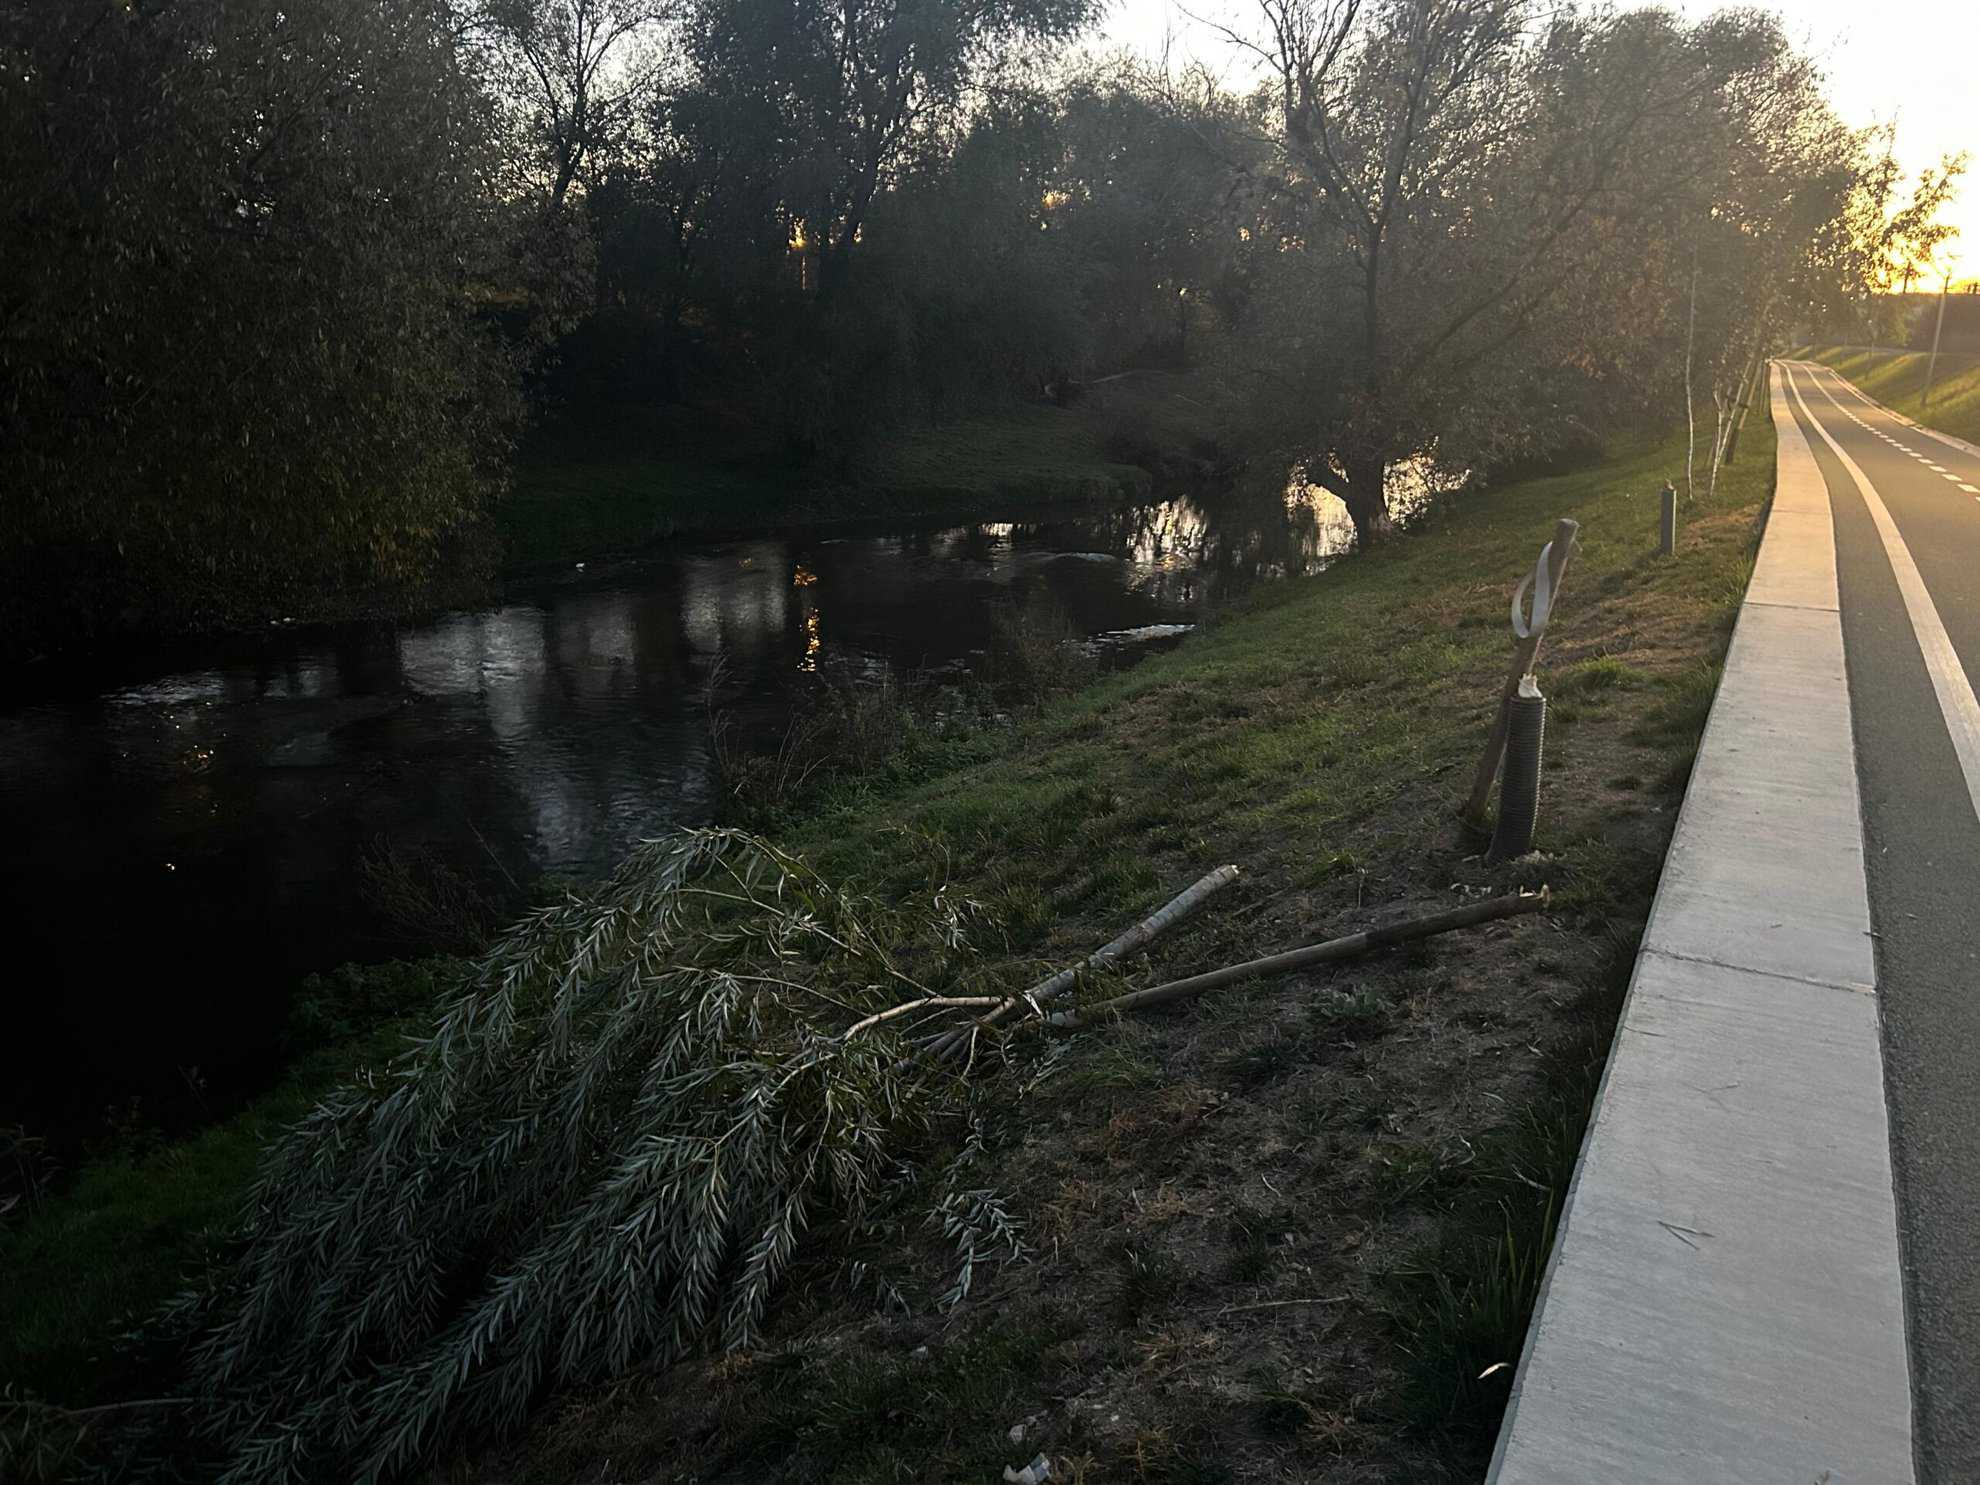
[456,421,1776,1483]
[0,960,458,1407]
[496,375,1238,570]
[4,412,1776,1481]
[1799,346,1980,445]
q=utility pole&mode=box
[1923,270,1952,408]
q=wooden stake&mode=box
[1047,889,1548,1027]
[1463,520,1578,824]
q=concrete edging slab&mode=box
[1486,364,1914,1483]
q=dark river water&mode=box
[1,478,1380,1134]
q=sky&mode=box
[1095,0,1978,281]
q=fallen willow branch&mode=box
[1047,888,1549,1027]
[919,863,1241,1063]
[152,830,1029,1484]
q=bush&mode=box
[0,0,521,652]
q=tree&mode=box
[685,0,1099,298]
[1243,0,1859,543]
[475,0,669,212]
[160,831,1023,1482]
[0,0,521,651]
[1793,135,1966,341]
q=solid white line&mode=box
[1788,364,1980,824]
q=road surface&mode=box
[1777,359,1980,1480]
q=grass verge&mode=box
[0,960,459,1406]
[1797,345,1980,445]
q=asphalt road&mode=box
[1778,360,1980,1481]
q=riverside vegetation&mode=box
[2,400,1781,1481]
[6,0,1942,656]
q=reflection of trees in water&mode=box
[1003,466,1360,605]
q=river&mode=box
[0,475,1399,1134]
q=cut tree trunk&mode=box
[918,864,1242,1064]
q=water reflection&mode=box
[0,475,1430,1128]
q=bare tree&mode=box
[477,0,668,211]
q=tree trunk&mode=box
[1682,253,1698,501]
[817,239,852,300]
[1341,454,1394,547]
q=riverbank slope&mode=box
[2,415,1775,1482]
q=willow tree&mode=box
[684,0,1100,299]
[0,0,518,651]
[1245,0,1857,542]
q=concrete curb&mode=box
[1486,365,1915,1483]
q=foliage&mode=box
[158,829,1015,1481]
[0,0,526,652]
[0,963,462,1415]
[5,414,1782,1478]
[474,0,668,210]
[1794,138,1968,340]
[4,0,1933,644]
[1231,0,1864,540]
[684,0,1098,296]
[0,1127,54,1230]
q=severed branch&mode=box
[917,864,1243,1064]
[840,994,1006,1042]
[1046,888,1548,1027]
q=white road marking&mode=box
[1813,362,1980,464]
[1788,364,1980,825]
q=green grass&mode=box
[1553,655,1651,697]
[782,420,1772,912]
[501,1310,1083,1485]
[863,402,1150,504]
[501,446,798,567]
[1384,996,1616,1441]
[1798,346,1980,446]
